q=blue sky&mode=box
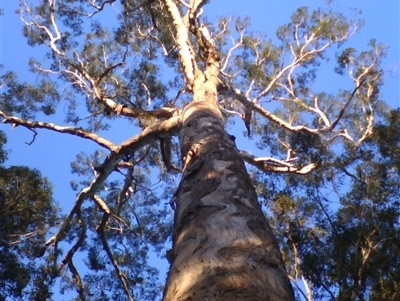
[1,0,398,183]
[1,0,399,300]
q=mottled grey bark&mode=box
[162,71,294,301]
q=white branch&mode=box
[220,29,244,73]
[240,150,317,174]
[21,0,63,55]
[164,0,196,86]
[0,111,116,150]
[254,28,351,103]
[141,83,152,107]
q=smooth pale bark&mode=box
[162,71,294,301]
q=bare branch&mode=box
[68,259,87,301]
[96,208,135,301]
[340,167,366,185]
[218,85,319,134]
[118,116,181,153]
[24,127,38,145]
[9,230,41,246]
[240,150,317,174]
[218,100,243,119]
[61,206,87,274]
[136,27,172,56]
[20,0,63,55]
[254,27,352,104]
[314,96,331,127]
[111,104,178,119]
[189,0,208,16]
[97,61,125,85]
[163,0,197,86]
[220,28,244,74]
[66,58,178,119]
[85,0,117,18]
[0,111,116,150]
[44,115,180,249]
[141,82,152,107]
[116,165,135,215]
[289,276,310,301]
[321,78,366,133]
[253,156,295,168]
[32,62,60,75]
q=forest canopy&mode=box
[0,1,399,300]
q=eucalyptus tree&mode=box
[0,1,388,300]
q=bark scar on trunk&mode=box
[182,146,203,176]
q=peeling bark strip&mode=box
[162,80,294,300]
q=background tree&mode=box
[0,1,398,300]
[265,110,400,300]
[0,131,60,301]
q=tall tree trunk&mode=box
[162,69,294,301]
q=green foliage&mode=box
[0,132,60,301]
[1,1,397,300]
[261,110,400,300]
[67,148,173,300]
[0,70,60,119]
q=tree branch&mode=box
[321,78,366,133]
[68,258,87,301]
[21,0,63,55]
[118,115,181,153]
[61,206,87,276]
[288,275,310,301]
[44,115,180,248]
[218,85,320,134]
[67,59,178,119]
[163,0,197,87]
[0,111,116,150]
[85,0,117,18]
[240,150,317,174]
[93,195,135,301]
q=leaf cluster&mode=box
[0,131,60,301]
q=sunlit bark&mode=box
[162,70,294,300]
